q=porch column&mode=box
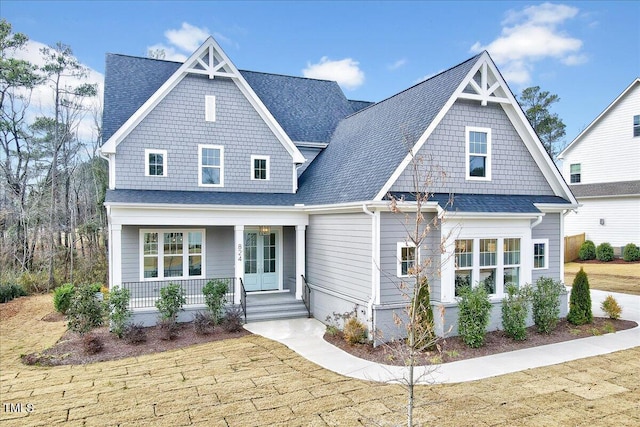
[295,224,306,300]
[234,225,244,304]
[110,224,122,289]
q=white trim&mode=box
[533,238,549,270]
[205,95,216,122]
[108,154,116,189]
[396,241,418,278]
[294,141,328,149]
[198,144,224,187]
[138,228,206,281]
[465,126,492,181]
[144,149,167,177]
[250,155,270,181]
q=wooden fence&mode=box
[564,233,585,262]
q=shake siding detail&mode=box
[306,213,371,302]
[532,213,561,283]
[379,212,442,303]
[390,100,555,195]
[115,75,294,192]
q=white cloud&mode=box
[164,22,210,52]
[9,40,104,143]
[471,2,585,86]
[388,58,407,71]
[302,57,365,90]
[146,43,187,62]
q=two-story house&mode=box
[100,37,577,337]
[558,79,640,253]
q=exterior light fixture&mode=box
[259,225,271,235]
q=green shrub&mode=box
[53,283,75,314]
[622,243,640,262]
[457,285,492,348]
[601,295,622,320]
[531,277,565,334]
[578,240,596,261]
[202,279,228,323]
[108,286,131,338]
[155,283,186,323]
[343,317,368,344]
[411,277,435,349]
[501,284,530,341]
[67,284,106,335]
[568,268,592,325]
[0,283,27,303]
[596,242,615,262]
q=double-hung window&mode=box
[533,239,548,270]
[141,230,205,280]
[570,163,581,183]
[145,149,167,177]
[454,239,473,296]
[503,238,521,288]
[397,242,417,277]
[199,144,224,187]
[466,126,491,180]
[251,155,270,180]
[479,239,497,293]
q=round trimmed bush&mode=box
[578,240,596,260]
[596,242,614,262]
[622,243,640,262]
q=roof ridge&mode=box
[240,69,342,84]
[106,52,183,64]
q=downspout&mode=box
[362,204,377,338]
[530,214,543,229]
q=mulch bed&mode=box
[21,318,251,366]
[324,317,637,366]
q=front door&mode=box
[243,230,279,291]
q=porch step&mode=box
[244,294,310,323]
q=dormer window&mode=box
[466,126,492,180]
[145,149,167,177]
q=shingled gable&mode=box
[100,37,305,164]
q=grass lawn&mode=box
[565,262,640,295]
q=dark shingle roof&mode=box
[348,99,375,113]
[105,189,299,206]
[569,180,640,198]
[389,193,572,213]
[296,54,481,205]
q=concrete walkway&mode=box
[244,290,640,384]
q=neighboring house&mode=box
[558,79,640,253]
[100,37,577,337]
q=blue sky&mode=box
[3,1,639,146]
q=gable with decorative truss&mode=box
[459,61,510,106]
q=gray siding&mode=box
[391,99,555,195]
[379,212,442,304]
[297,146,323,176]
[282,226,296,291]
[115,74,294,193]
[532,213,562,283]
[306,213,371,302]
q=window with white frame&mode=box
[397,242,417,277]
[466,126,491,180]
[634,115,640,137]
[454,239,473,296]
[533,239,548,269]
[199,144,224,186]
[503,238,521,288]
[141,230,205,280]
[479,238,497,293]
[145,149,167,177]
[570,163,581,183]
[251,155,270,180]
[205,95,216,122]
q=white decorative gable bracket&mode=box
[458,58,510,106]
[186,44,236,79]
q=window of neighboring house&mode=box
[454,239,473,296]
[251,155,270,180]
[466,127,491,180]
[205,95,216,122]
[141,230,205,280]
[634,115,640,137]
[533,239,549,270]
[570,163,581,183]
[145,149,167,177]
[479,238,497,294]
[397,242,417,277]
[199,144,224,187]
[503,238,521,289]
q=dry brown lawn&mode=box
[565,261,640,295]
[1,294,639,426]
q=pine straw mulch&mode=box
[324,317,637,366]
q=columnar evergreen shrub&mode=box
[622,243,640,262]
[531,277,564,334]
[108,286,131,338]
[457,285,492,348]
[67,284,106,334]
[501,284,530,341]
[53,283,75,314]
[601,295,622,320]
[568,267,592,325]
[596,242,614,262]
[578,240,596,261]
[202,279,228,323]
[411,277,435,349]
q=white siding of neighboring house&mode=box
[560,83,640,184]
[564,197,640,248]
